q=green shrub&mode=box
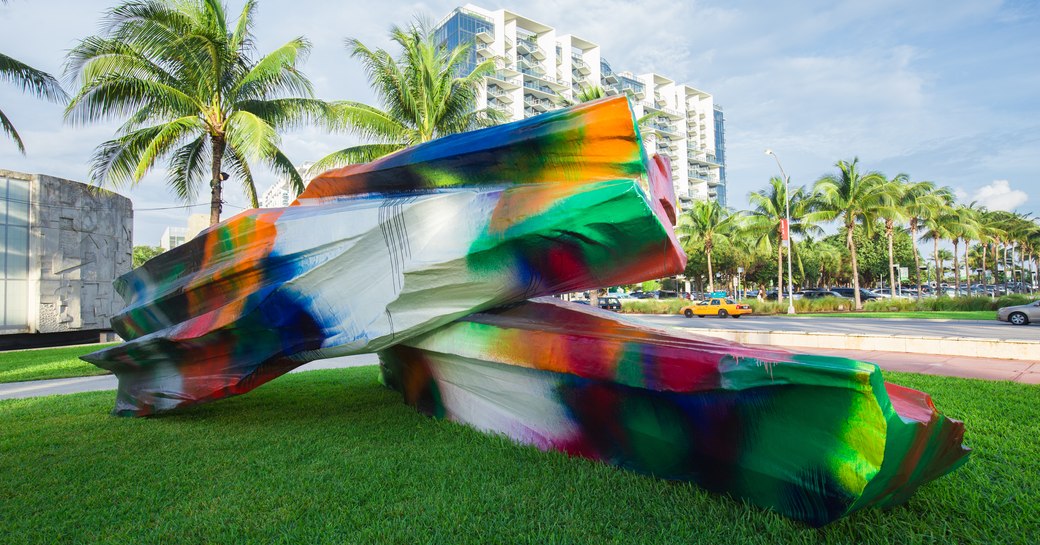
[620,294,1038,315]
[619,298,689,314]
[862,295,1036,313]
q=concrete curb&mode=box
[689,328,1040,362]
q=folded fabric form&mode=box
[378,297,970,527]
[83,97,686,416]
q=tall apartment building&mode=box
[260,163,315,209]
[434,5,726,205]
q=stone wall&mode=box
[1,169,133,334]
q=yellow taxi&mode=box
[680,298,753,319]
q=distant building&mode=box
[434,4,727,205]
[159,213,208,250]
[186,213,208,240]
[260,162,315,208]
[0,169,132,344]
[159,226,187,250]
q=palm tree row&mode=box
[678,159,1039,308]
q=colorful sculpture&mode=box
[84,96,968,525]
[83,97,685,416]
[378,297,969,526]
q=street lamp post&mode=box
[765,149,795,315]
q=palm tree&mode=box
[747,177,818,303]
[64,0,330,225]
[920,202,957,295]
[1,0,68,153]
[312,19,503,173]
[948,205,979,294]
[970,207,1002,292]
[567,83,666,143]
[676,199,740,293]
[815,241,845,288]
[810,158,888,310]
[936,249,954,286]
[876,173,909,297]
[901,181,952,299]
[572,85,607,103]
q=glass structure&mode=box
[713,105,727,207]
[0,176,29,328]
[434,8,494,76]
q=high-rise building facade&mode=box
[260,163,315,209]
[713,105,727,207]
[434,5,726,205]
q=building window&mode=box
[0,177,30,328]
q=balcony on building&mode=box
[475,25,494,43]
[617,74,645,99]
[517,56,544,75]
[516,33,545,60]
[571,56,591,75]
[488,71,521,89]
[523,94,552,112]
[487,85,513,102]
[600,58,619,84]
[522,77,556,97]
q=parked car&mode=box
[797,290,845,300]
[830,288,881,301]
[764,290,802,301]
[679,298,753,318]
[997,300,1040,326]
[598,297,622,312]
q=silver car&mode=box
[997,300,1040,326]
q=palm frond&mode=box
[166,134,209,202]
[223,143,259,207]
[0,107,25,153]
[225,109,276,163]
[0,52,69,103]
[310,143,406,174]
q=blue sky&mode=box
[1,0,1037,245]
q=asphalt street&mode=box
[634,314,1040,341]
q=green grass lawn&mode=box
[0,343,117,383]
[799,311,997,321]
[1,366,1037,544]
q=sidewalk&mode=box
[803,348,1040,384]
[0,354,379,401]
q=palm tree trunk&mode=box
[1003,244,1010,295]
[911,221,923,300]
[210,136,226,226]
[707,250,715,294]
[981,243,989,297]
[848,226,862,310]
[992,242,1000,296]
[963,239,971,295]
[933,238,940,295]
[886,219,896,298]
[776,242,783,304]
[952,239,961,294]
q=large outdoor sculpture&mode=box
[379,298,968,526]
[84,96,968,525]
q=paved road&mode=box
[633,314,1040,341]
[0,354,378,400]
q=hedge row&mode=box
[619,295,1037,315]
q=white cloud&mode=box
[968,180,1028,211]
